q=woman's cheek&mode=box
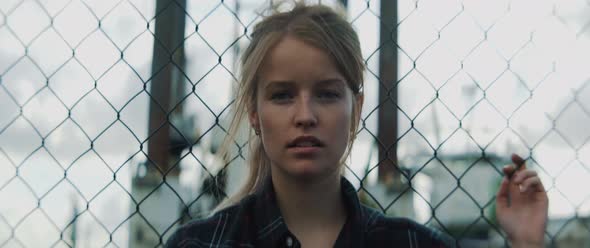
[258,105,288,151]
[326,105,352,153]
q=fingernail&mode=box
[512,154,525,166]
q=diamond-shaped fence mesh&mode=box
[0,0,589,247]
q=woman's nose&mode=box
[294,96,318,128]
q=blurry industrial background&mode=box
[0,0,589,247]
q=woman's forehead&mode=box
[258,36,345,85]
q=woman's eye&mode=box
[270,92,292,101]
[318,91,341,100]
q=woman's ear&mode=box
[249,110,259,131]
[355,93,364,120]
[356,93,364,111]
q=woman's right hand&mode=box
[495,154,548,247]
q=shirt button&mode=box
[286,236,293,247]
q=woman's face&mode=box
[250,35,362,181]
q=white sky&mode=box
[0,0,589,246]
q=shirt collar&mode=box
[252,176,365,247]
[252,176,289,247]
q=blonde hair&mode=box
[215,1,365,212]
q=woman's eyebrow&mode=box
[316,78,345,87]
[264,81,295,91]
[263,78,345,90]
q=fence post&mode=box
[377,0,400,189]
[130,0,187,246]
[145,0,187,178]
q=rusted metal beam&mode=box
[377,0,400,187]
[146,0,187,177]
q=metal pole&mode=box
[130,0,187,246]
[146,0,187,177]
[377,0,399,188]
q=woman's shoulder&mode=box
[360,205,456,248]
[164,198,255,248]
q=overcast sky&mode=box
[1,0,589,246]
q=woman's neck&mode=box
[271,170,348,246]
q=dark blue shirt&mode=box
[165,177,455,247]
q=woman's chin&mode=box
[283,162,338,180]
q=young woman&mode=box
[166,2,548,247]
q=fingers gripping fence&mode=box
[0,0,589,247]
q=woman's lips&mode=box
[287,146,322,155]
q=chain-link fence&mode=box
[1,0,589,247]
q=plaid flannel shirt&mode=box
[165,177,455,248]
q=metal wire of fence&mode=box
[0,0,589,247]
